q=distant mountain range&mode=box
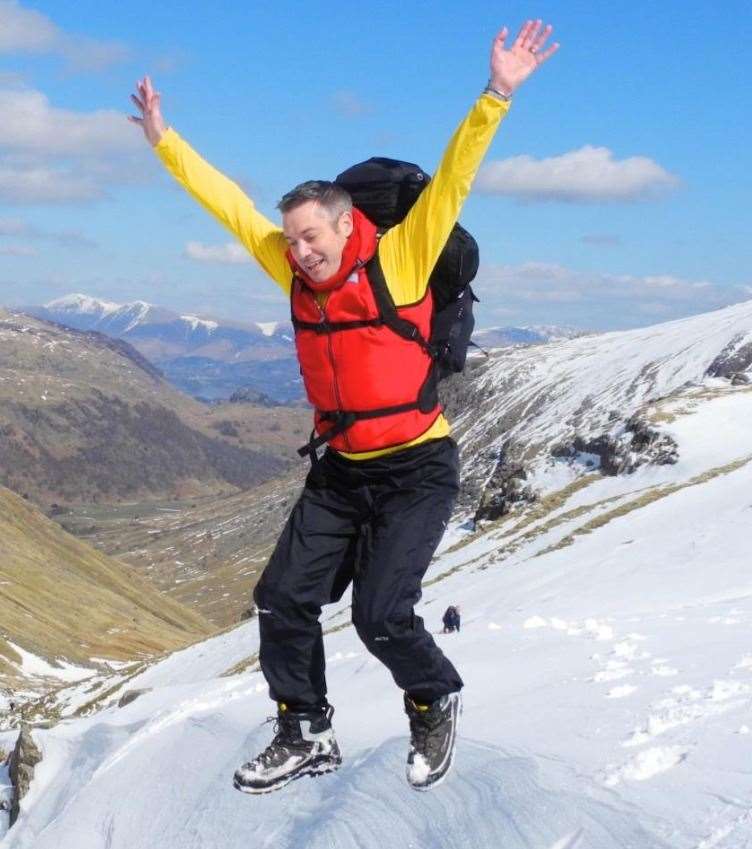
[23,294,590,402]
[24,294,301,403]
[27,293,294,351]
[472,324,590,348]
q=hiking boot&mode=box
[404,691,461,790]
[233,703,341,794]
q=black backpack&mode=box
[335,157,480,381]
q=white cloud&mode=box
[476,146,679,203]
[0,0,129,71]
[0,0,57,52]
[0,88,141,156]
[184,242,251,264]
[0,162,106,203]
[472,261,750,330]
[0,85,152,204]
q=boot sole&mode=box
[233,754,341,795]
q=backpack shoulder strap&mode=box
[365,253,433,355]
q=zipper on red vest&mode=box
[314,292,353,452]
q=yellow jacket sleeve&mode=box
[153,129,292,294]
[378,93,511,306]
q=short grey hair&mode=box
[277,180,352,222]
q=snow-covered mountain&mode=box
[3,300,752,847]
[28,293,294,351]
[448,299,752,518]
[23,294,301,402]
[473,323,589,348]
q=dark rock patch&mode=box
[9,725,42,827]
[706,336,752,380]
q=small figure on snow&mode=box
[443,605,462,633]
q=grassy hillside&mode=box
[0,309,306,505]
[0,485,214,694]
[56,470,304,627]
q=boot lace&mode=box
[408,706,443,759]
[253,713,304,768]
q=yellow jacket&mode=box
[155,93,510,460]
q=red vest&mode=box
[290,221,440,454]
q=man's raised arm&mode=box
[379,20,559,306]
[129,77,291,292]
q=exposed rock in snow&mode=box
[705,332,752,381]
[552,415,679,477]
[473,451,534,522]
[8,727,41,827]
[117,689,152,708]
[453,299,752,516]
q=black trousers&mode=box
[253,436,463,708]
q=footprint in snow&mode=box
[604,745,688,787]
[622,679,749,748]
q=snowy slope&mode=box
[454,299,752,511]
[4,304,752,848]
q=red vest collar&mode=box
[287,208,378,292]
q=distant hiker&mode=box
[131,19,557,794]
[443,606,461,634]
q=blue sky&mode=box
[1,0,750,330]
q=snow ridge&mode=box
[458,299,752,496]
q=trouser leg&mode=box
[253,461,361,710]
[351,438,463,704]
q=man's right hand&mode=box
[129,76,166,146]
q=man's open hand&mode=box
[489,20,559,96]
[129,76,166,146]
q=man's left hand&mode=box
[489,19,559,96]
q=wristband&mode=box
[483,82,512,102]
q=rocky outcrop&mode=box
[706,335,752,383]
[473,447,536,523]
[470,412,679,526]
[552,415,678,476]
[118,688,152,708]
[228,387,281,406]
[9,725,42,827]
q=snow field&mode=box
[7,449,752,847]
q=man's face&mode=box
[283,201,353,283]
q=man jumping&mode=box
[130,20,558,793]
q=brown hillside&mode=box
[0,485,214,694]
[57,468,306,627]
[0,309,298,505]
